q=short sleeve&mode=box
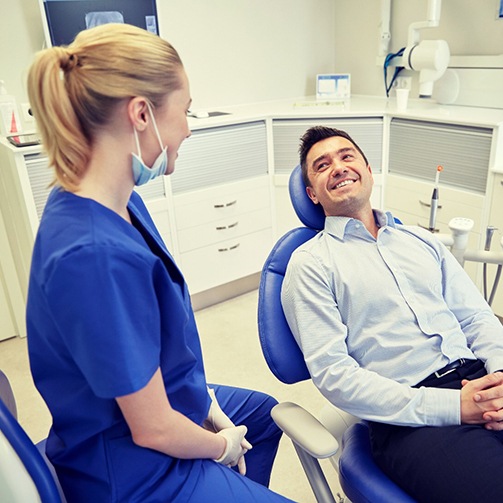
[44,244,161,398]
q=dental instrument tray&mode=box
[7,133,41,147]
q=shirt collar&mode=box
[323,209,396,239]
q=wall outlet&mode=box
[20,102,34,124]
[393,76,412,90]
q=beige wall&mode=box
[0,0,45,107]
[0,0,336,116]
[1,0,502,115]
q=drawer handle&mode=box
[419,200,442,209]
[218,243,240,252]
[216,222,239,231]
[214,200,237,209]
[418,223,439,233]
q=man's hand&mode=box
[460,372,503,430]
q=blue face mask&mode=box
[131,103,168,186]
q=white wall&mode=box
[3,0,501,115]
[333,0,503,98]
[0,0,336,119]
[0,0,45,107]
[159,0,336,108]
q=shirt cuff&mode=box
[427,387,460,426]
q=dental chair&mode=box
[0,369,65,503]
[258,165,416,502]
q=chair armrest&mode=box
[271,402,339,459]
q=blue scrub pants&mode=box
[185,384,295,502]
[369,360,503,503]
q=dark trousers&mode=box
[369,360,503,503]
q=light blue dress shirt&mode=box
[281,210,503,427]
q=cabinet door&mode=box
[486,174,503,317]
[0,270,17,340]
[385,174,484,283]
[389,119,492,194]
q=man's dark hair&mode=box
[299,126,369,187]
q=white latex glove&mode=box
[204,387,252,475]
[203,387,235,432]
[215,425,248,468]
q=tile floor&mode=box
[0,290,343,503]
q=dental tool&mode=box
[428,165,443,232]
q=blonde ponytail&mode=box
[27,24,183,190]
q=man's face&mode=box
[305,136,374,217]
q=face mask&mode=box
[131,103,168,186]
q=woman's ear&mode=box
[127,97,149,132]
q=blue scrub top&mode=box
[27,188,211,502]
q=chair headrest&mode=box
[289,165,326,231]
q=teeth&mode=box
[335,179,355,189]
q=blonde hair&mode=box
[27,24,183,190]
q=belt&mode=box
[434,358,466,379]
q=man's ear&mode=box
[306,186,319,204]
[367,164,374,185]
[127,97,149,132]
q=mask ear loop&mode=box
[133,127,142,160]
[146,102,165,150]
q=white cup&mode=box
[396,88,409,111]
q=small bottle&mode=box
[0,80,22,136]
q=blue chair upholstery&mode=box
[0,370,65,503]
[258,165,415,502]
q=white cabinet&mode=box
[174,176,273,293]
[0,209,24,339]
[170,120,272,294]
[385,174,484,282]
[0,120,272,337]
[486,174,503,317]
[385,119,494,286]
[0,142,173,301]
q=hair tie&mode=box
[61,51,80,73]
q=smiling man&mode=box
[281,126,503,503]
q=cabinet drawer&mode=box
[173,177,270,230]
[178,207,271,252]
[385,175,484,230]
[179,228,273,294]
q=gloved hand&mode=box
[203,387,235,432]
[215,425,249,468]
[204,387,252,475]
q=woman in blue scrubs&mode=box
[26,23,294,502]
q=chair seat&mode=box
[339,423,416,503]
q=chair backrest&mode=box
[258,165,325,384]
[0,371,63,503]
[288,164,325,230]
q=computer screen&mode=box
[39,0,159,47]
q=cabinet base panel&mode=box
[191,272,260,312]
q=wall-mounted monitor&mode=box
[38,0,159,47]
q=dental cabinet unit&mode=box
[1,97,503,341]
